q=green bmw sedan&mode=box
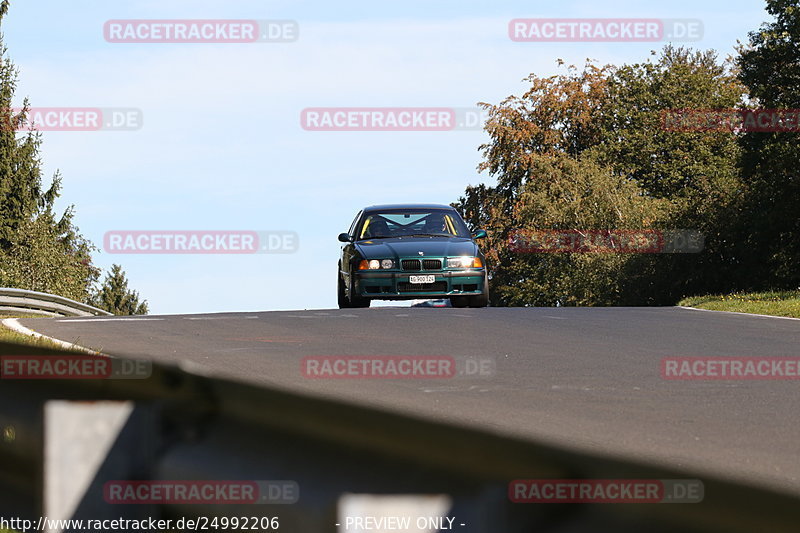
[337,204,489,308]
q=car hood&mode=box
[355,237,478,259]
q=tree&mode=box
[0,1,146,307]
[0,0,100,300]
[482,153,668,306]
[0,1,58,246]
[476,62,611,199]
[593,47,748,298]
[457,62,618,305]
[0,213,98,300]
[91,264,148,315]
[457,47,749,306]
[736,0,800,288]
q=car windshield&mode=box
[356,209,472,240]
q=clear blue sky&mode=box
[2,0,769,314]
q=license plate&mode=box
[409,275,435,284]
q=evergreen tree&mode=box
[0,1,146,311]
[91,264,148,316]
[0,1,99,300]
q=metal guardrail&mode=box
[0,288,112,317]
[1,341,800,532]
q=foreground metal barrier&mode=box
[0,288,112,317]
[1,339,799,533]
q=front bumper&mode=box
[354,270,485,300]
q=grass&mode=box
[0,313,69,350]
[0,313,104,353]
[679,290,800,319]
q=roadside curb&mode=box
[1,318,105,355]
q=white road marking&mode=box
[422,385,494,393]
[58,318,164,322]
[282,313,358,318]
[677,306,800,321]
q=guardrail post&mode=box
[44,402,159,531]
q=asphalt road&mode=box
[16,307,800,496]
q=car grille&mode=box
[397,281,448,292]
[401,259,442,271]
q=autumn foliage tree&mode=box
[456,45,748,305]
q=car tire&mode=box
[450,296,469,308]
[337,269,351,309]
[468,275,490,308]
[347,274,371,308]
[350,295,371,308]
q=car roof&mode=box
[362,204,455,212]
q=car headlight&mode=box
[359,259,395,270]
[447,256,483,268]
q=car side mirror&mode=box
[472,229,487,239]
[338,233,352,243]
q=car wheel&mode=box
[347,275,371,308]
[350,298,371,308]
[450,296,469,308]
[468,275,490,308]
[337,269,351,309]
